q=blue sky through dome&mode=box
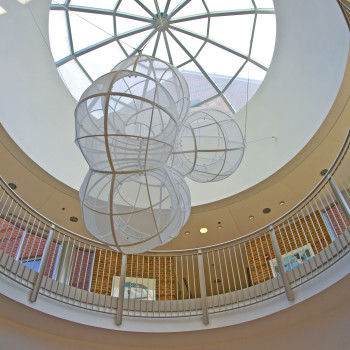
[49,0,275,114]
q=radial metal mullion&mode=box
[135,0,156,18]
[164,0,172,15]
[114,12,154,23]
[131,29,157,55]
[166,29,221,95]
[169,25,267,71]
[152,31,162,57]
[221,61,247,94]
[167,29,236,114]
[192,2,210,61]
[51,5,114,16]
[113,13,117,37]
[168,0,192,20]
[117,40,129,58]
[67,25,153,61]
[168,9,275,23]
[169,24,247,62]
[248,11,258,58]
[66,10,74,55]
[74,37,115,59]
[116,24,155,40]
[74,58,93,82]
[114,0,123,12]
[162,32,173,65]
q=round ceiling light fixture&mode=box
[70,216,78,222]
[262,208,271,214]
[7,183,17,190]
[200,227,208,234]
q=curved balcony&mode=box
[1,130,349,332]
[1,1,350,343]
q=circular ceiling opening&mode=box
[49,0,276,114]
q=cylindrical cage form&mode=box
[112,55,190,126]
[79,167,191,254]
[171,108,246,182]
[75,70,178,172]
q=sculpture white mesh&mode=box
[171,108,246,182]
[75,70,178,172]
[79,167,191,254]
[112,55,190,126]
[75,56,246,253]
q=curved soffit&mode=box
[0,0,348,207]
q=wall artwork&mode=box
[269,243,314,277]
[112,276,156,300]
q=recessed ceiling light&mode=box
[70,216,78,222]
[263,208,271,214]
[185,231,190,235]
[200,227,208,234]
[217,225,223,230]
[279,201,285,206]
[249,215,254,220]
[320,169,328,176]
[8,183,17,190]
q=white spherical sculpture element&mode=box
[112,55,190,126]
[172,108,246,182]
[79,168,191,254]
[75,70,178,172]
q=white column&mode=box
[269,226,294,301]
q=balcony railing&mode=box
[1,130,350,325]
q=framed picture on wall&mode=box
[269,243,314,277]
[111,276,156,300]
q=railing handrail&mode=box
[154,129,350,253]
[1,129,349,254]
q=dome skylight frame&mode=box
[49,0,276,115]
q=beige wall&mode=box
[0,274,349,350]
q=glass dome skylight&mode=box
[49,0,275,114]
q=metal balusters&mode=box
[324,183,348,231]
[0,198,16,247]
[197,250,208,324]
[233,245,245,306]
[316,190,340,240]
[8,207,25,259]
[227,246,239,306]
[329,175,350,224]
[285,217,307,284]
[191,253,198,314]
[0,137,349,319]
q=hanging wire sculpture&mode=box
[169,108,245,182]
[76,55,246,254]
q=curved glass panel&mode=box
[49,0,275,111]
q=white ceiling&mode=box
[0,0,349,208]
